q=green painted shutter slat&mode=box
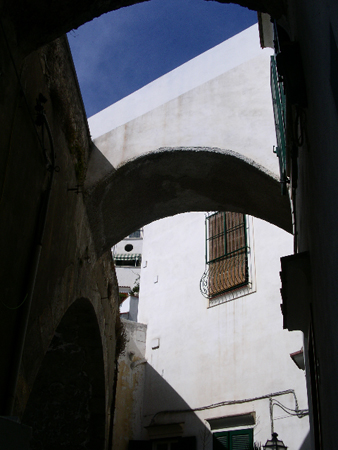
[215,436,228,449]
[231,433,250,450]
[213,429,253,450]
[213,432,228,449]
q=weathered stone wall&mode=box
[0,17,119,448]
[22,299,108,449]
[113,319,147,450]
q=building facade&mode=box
[104,26,310,449]
[114,213,310,450]
[1,0,337,448]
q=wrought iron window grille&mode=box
[200,212,250,300]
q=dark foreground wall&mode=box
[1,0,285,56]
[0,19,119,448]
[1,0,338,448]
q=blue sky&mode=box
[68,0,257,118]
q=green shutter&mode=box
[270,54,288,195]
[231,429,253,450]
[213,432,229,449]
[213,429,253,450]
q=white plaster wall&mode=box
[115,267,140,291]
[120,296,139,322]
[137,213,310,449]
[113,236,143,290]
[114,236,143,255]
[91,22,309,449]
[89,25,279,176]
[89,25,268,138]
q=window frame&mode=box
[200,213,256,307]
[206,212,249,295]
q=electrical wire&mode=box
[148,389,302,425]
[271,398,309,418]
[1,293,28,310]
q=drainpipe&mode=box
[6,95,56,415]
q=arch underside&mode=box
[84,147,292,256]
[8,0,285,54]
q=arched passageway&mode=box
[8,0,285,55]
[22,299,106,450]
[84,147,292,255]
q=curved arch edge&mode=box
[84,146,292,256]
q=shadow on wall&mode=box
[124,362,211,449]
[119,361,310,450]
[299,432,311,450]
[84,147,292,255]
[22,298,106,450]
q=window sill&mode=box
[207,283,256,308]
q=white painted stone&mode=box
[105,24,310,449]
[89,25,268,138]
[89,24,278,175]
[151,338,160,350]
[136,213,309,449]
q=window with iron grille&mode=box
[200,212,249,299]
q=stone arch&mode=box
[22,298,106,450]
[10,0,285,55]
[84,147,292,255]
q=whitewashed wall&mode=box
[96,23,311,450]
[137,213,310,450]
[113,234,143,291]
[89,25,279,176]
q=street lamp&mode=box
[263,432,287,450]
